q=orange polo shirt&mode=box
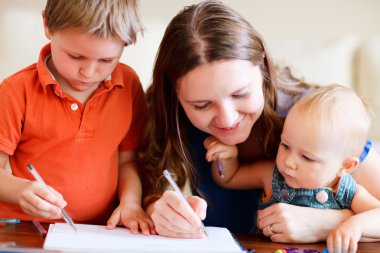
[0,44,147,224]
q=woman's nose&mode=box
[216,101,238,128]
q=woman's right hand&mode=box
[148,191,207,238]
[19,181,67,219]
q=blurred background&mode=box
[0,0,379,142]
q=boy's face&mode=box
[276,107,345,189]
[44,26,124,96]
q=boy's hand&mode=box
[107,201,155,235]
[19,181,66,219]
[327,219,361,253]
[203,136,238,162]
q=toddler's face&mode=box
[45,27,124,96]
[177,59,265,146]
[276,107,345,189]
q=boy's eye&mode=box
[69,54,82,60]
[100,59,113,63]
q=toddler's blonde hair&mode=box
[292,84,372,158]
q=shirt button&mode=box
[71,103,79,111]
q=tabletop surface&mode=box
[1,222,380,253]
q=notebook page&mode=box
[43,223,244,253]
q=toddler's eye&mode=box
[302,155,314,162]
[280,142,289,150]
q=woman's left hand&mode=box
[257,203,353,243]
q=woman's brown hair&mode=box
[139,0,285,206]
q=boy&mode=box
[0,0,154,235]
[205,85,380,252]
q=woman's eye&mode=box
[194,103,209,110]
[233,92,249,99]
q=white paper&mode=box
[43,223,244,253]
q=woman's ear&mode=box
[41,11,52,40]
[337,157,360,177]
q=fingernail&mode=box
[202,210,206,219]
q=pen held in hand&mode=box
[26,163,78,232]
[216,153,224,178]
[163,169,208,237]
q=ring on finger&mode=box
[269,224,276,235]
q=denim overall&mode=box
[259,165,357,210]
[252,165,357,233]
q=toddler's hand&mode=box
[107,201,155,235]
[203,136,238,162]
[327,219,361,253]
[19,181,66,219]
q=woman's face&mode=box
[177,59,265,145]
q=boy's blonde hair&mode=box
[44,0,143,45]
[292,84,372,158]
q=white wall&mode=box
[1,0,380,87]
[126,0,380,88]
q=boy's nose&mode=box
[80,62,97,78]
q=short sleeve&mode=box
[118,80,147,151]
[0,79,25,155]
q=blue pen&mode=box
[26,163,78,232]
[0,218,20,224]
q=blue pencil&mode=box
[0,218,20,224]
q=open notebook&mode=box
[43,223,248,253]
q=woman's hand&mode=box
[204,136,238,162]
[19,181,66,219]
[257,203,353,243]
[107,201,155,235]
[204,136,239,184]
[147,191,207,238]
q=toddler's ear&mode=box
[337,157,359,177]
